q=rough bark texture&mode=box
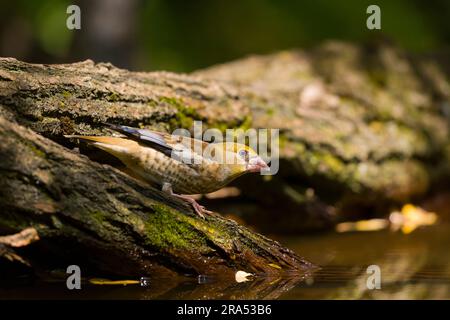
[0,41,449,276]
[0,116,313,278]
[196,41,450,230]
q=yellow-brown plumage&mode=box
[66,125,268,217]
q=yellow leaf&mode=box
[89,278,139,286]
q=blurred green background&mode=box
[1,0,449,72]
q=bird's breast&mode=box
[125,147,229,194]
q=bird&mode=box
[65,124,269,218]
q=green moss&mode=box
[321,153,345,173]
[212,115,253,134]
[51,215,63,229]
[145,204,207,250]
[238,115,252,131]
[174,112,194,129]
[146,204,237,252]
[265,107,275,116]
[16,135,46,158]
[159,96,184,108]
[214,122,229,133]
[107,92,120,102]
[159,96,254,134]
[82,200,231,252]
[147,99,158,107]
[62,90,71,98]
[160,96,201,130]
[31,145,46,158]
[88,210,106,223]
[278,134,288,149]
[287,140,359,187]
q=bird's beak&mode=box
[247,156,269,173]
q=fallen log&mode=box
[196,41,450,229]
[0,116,314,277]
[0,40,449,236]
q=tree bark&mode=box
[0,39,449,263]
[196,41,450,230]
[0,115,314,278]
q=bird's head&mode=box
[213,142,269,176]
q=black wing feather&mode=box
[104,123,173,157]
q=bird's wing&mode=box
[106,124,211,165]
[105,123,175,157]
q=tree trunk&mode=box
[196,41,450,230]
[0,115,313,279]
[0,40,449,277]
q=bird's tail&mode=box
[64,135,134,147]
[64,135,139,161]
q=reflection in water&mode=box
[0,273,313,300]
[1,224,449,299]
[281,223,450,299]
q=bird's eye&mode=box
[239,149,248,159]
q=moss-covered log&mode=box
[196,41,450,229]
[0,40,449,237]
[0,116,313,277]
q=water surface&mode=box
[1,224,449,299]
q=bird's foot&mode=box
[161,183,213,219]
[172,194,213,219]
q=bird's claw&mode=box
[169,191,213,219]
[192,202,214,219]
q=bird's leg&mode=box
[162,183,213,218]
